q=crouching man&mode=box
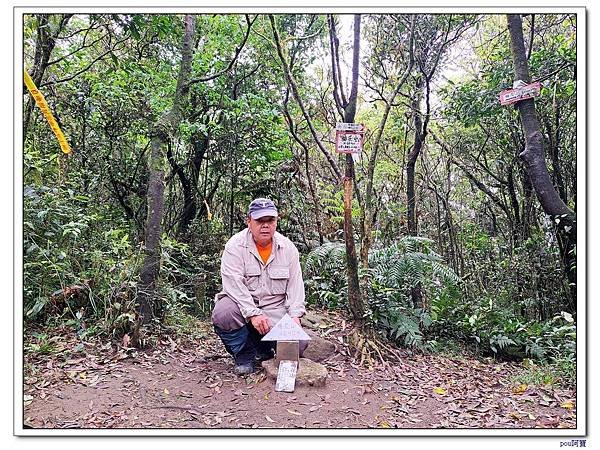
[211,198,309,375]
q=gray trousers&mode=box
[211,296,309,355]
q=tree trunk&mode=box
[269,15,342,181]
[406,78,425,236]
[282,91,325,247]
[136,15,196,329]
[359,17,415,270]
[166,144,196,236]
[506,14,576,310]
[271,14,363,321]
[340,15,364,323]
[304,144,324,246]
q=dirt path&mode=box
[23,314,576,430]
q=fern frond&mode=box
[431,260,461,284]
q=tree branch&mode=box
[187,15,255,86]
[40,36,129,87]
[269,14,342,180]
[328,15,346,119]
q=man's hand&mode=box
[250,314,272,335]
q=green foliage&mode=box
[365,237,460,349]
[432,270,576,364]
[162,284,206,341]
[304,237,461,350]
[24,332,59,355]
[511,315,576,388]
[303,242,348,309]
[512,361,559,386]
[23,181,144,339]
[24,184,95,320]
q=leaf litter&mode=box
[23,314,576,429]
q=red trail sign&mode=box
[499,82,541,106]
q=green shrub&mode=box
[366,237,460,349]
[304,237,461,350]
[303,241,349,309]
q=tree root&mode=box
[346,327,403,368]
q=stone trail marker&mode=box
[262,314,311,392]
[274,361,298,392]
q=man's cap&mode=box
[248,198,278,220]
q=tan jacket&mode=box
[215,228,306,322]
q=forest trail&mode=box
[23,310,576,430]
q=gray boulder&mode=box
[261,358,328,387]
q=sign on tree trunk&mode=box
[335,123,365,154]
[499,82,541,105]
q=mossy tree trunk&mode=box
[136,15,196,330]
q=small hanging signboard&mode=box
[335,122,365,154]
[499,82,541,106]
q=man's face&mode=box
[247,216,277,246]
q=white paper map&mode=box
[261,313,311,341]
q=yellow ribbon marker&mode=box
[23,69,72,154]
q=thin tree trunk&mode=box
[506,14,576,310]
[544,104,568,203]
[270,14,363,320]
[341,15,364,323]
[269,15,342,181]
[163,139,197,236]
[360,17,415,270]
[406,79,424,236]
[304,145,324,246]
[507,163,523,246]
[137,15,196,330]
[282,91,324,246]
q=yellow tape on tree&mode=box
[24,70,72,154]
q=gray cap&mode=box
[248,198,278,219]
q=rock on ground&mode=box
[261,357,328,387]
[302,329,336,362]
[302,311,330,330]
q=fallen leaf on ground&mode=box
[512,384,528,394]
[433,387,447,395]
[265,415,275,423]
[286,409,302,416]
[560,401,574,410]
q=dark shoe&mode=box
[255,347,275,364]
[234,361,255,375]
[233,340,257,376]
[249,328,275,364]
